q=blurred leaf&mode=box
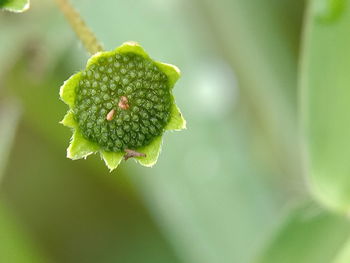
[0,100,21,183]
[194,0,304,183]
[255,202,350,263]
[2,1,307,263]
[3,123,181,263]
[0,201,48,263]
[301,0,350,212]
[334,237,350,263]
[0,100,47,263]
[72,0,305,263]
[0,0,29,12]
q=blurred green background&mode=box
[2,0,350,262]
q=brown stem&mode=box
[54,0,104,55]
[124,149,146,161]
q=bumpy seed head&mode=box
[73,52,172,152]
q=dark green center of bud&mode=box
[74,52,172,152]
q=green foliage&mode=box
[0,0,29,12]
[0,102,48,263]
[0,101,21,182]
[60,42,185,170]
[334,238,350,263]
[0,202,48,263]
[256,202,350,263]
[301,0,350,212]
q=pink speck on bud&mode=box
[118,96,129,110]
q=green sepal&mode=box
[67,130,99,160]
[100,151,124,171]
[0,0,29,12]
[59,72,82,108]
[86,41,149,68]
[60,111,77,128]
[116,41,150,58]
[86,52,108,68]
[136,136,163,167]
[165,98,186,131]
[155,62,181,88]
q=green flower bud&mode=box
[60,42,186,171]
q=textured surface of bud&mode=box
[60,42,186,170]
[73,52,171,152]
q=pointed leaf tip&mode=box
[60,111,77,128]
[86,51,105,68]
[136,136,163,167]
[101,151,124,171]
[86,41,147,68]
[156,62,181,88]
[60,72,82,107]
[116,41,149,59]
[67,130,99,160]
[124,41,140,46]
[166,102,186,131]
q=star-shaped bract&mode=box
[60,42,186,171]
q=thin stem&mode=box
[55,0,104,55]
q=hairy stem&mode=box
[55,0,104,54]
